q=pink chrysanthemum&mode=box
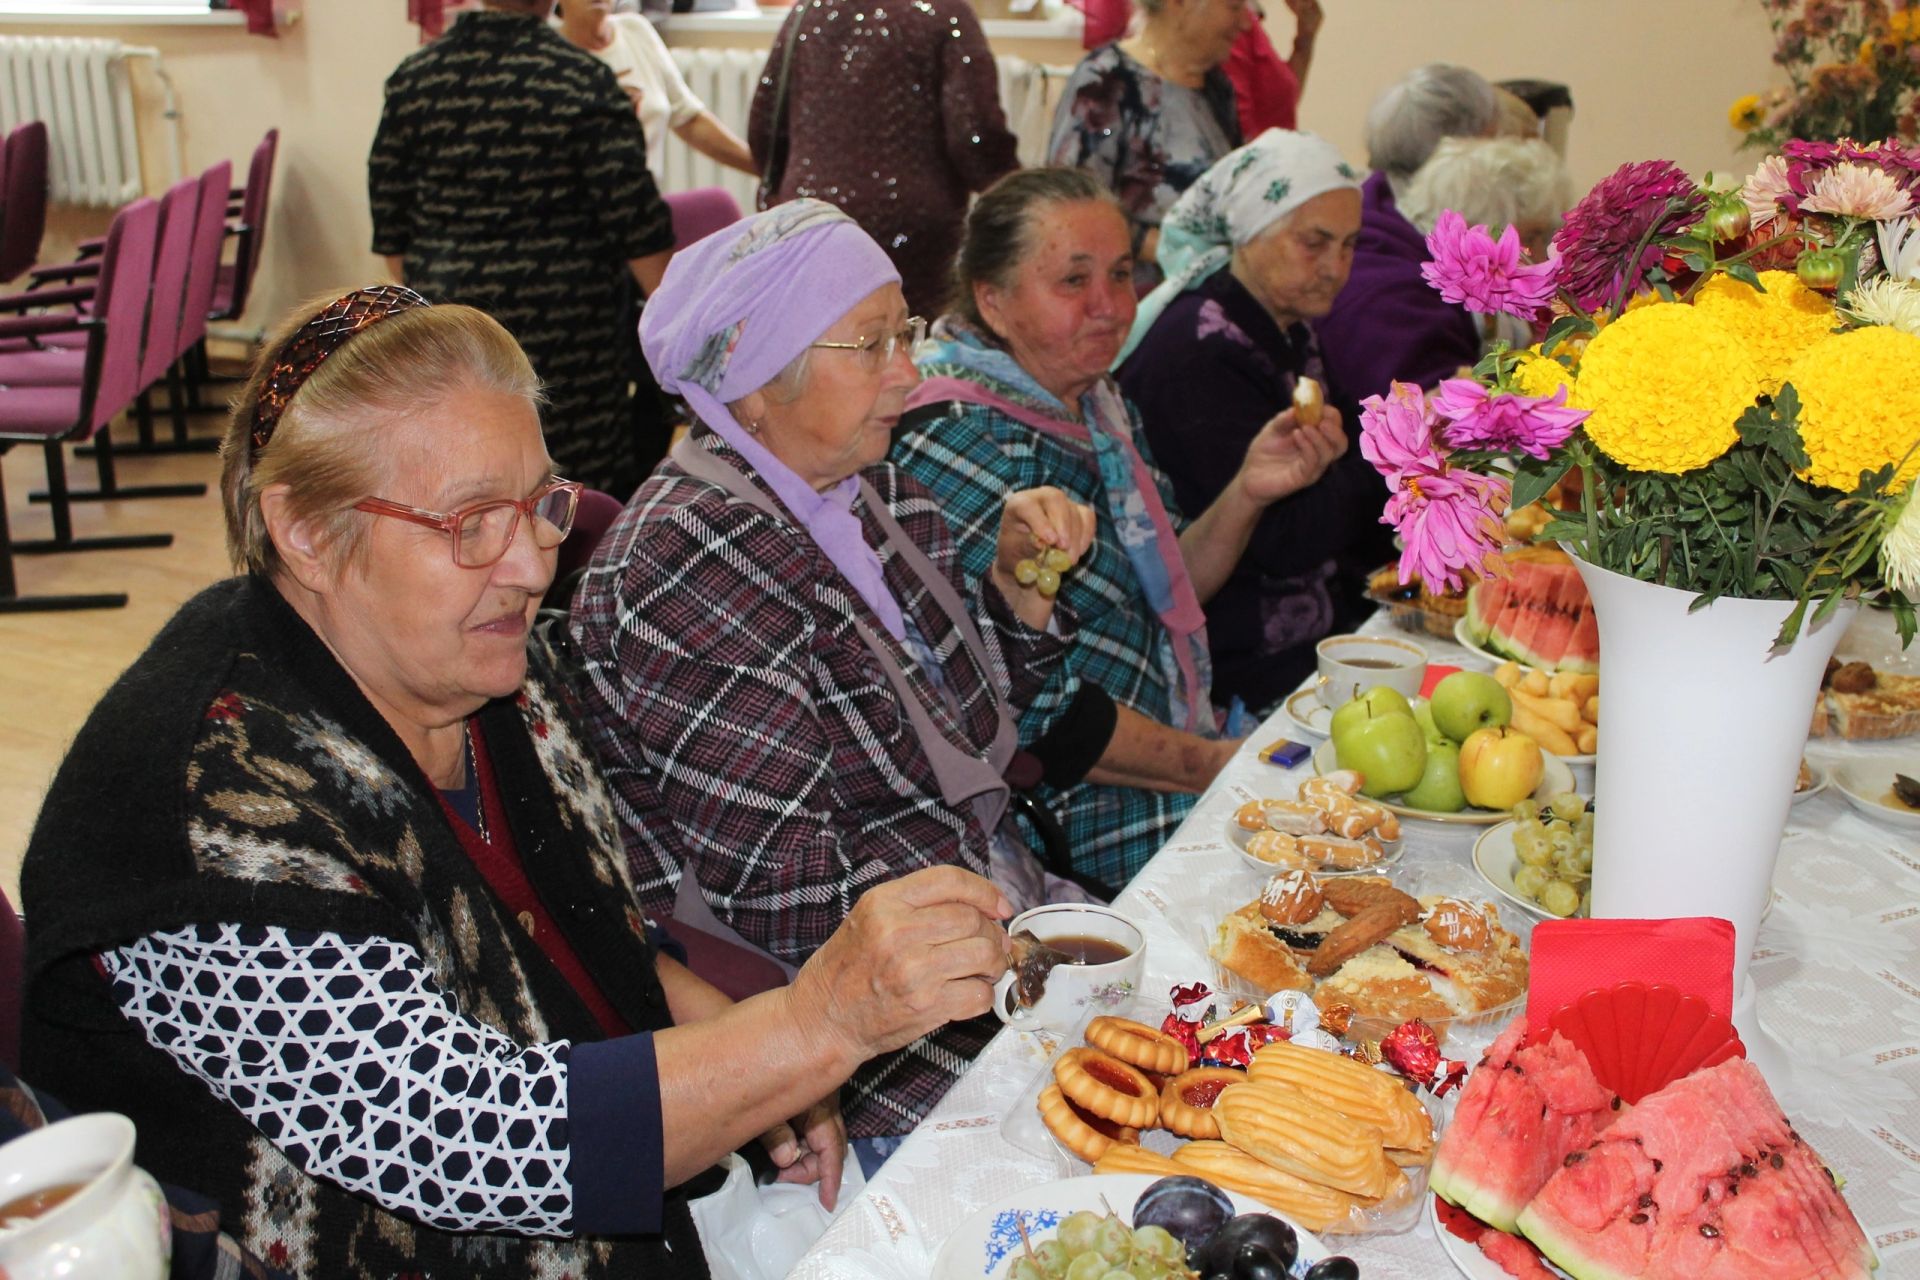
[1430,378,1590,461]
[1742,154,1793,230]
[1420,210,1560,317]
[1552,160,1706,313]
[1800,161,1917,220]
[1358,382,1444,486]
[1382,466,1511,593]
[1782,137,1920,211]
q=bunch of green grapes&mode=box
[1007,1209,1193,1280]
[1509,792,1593,918]
[1013,546,1077,599]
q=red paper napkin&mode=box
[1526,917,1736,1034]
[1419,664,1461,699]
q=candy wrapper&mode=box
[1378,1019,1468,1097]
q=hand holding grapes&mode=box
[991,487,1096,630]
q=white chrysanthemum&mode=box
[1840,276,1920,335]
[1885,488,1920,598]
[1801,162,1917,221]
[1741,154,1792,229]
[1881,217,1920,282]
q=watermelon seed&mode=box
[1629,1213,1649,1225]
[1770,1153,1784,1169]
[1637,1194,1653,1209]
[1562,1151,1586,1167]
[1739,1162,1757,1177]
[1610,1096,1622,1110]
[1728,1182,1740,1196]
[1651,1160,1663,1172]
[1700,1224,1721,1239]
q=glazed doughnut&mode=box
[1037,1082,1140,1162]
[1158,1067,1244,1139]
[1085,1016,1190,1076]
[1233,799,1270,832]
[1053,1046,1159,1129]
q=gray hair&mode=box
[1398,136,1572,239]
[1365,64,1500,185]
[952,166,1120,334]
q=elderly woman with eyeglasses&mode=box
[20,287,1020,1277]
[567,201,1097,1151]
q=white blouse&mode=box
[578,13,707,175]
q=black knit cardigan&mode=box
[21,576,706,1278]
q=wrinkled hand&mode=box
[618,71,645,113]
[793,866,1013,1066]
[1284,0,1323,38]
[990,487,1097,628]
[761,1094,848,1210]
[1236,405,1347,507]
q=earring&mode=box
[746,417,764,436]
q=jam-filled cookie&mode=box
[1053,1046,1159,1129]
[1085,1016,1189,1076]
[1037,1083,1140,1162]
[1158,1067,1243,1139]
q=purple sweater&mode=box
[1313,171,1481,406]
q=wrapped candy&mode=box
[1380,1019,1468,1097]
[1158,1013,1203,1067]
[1200,1025,1257,1069]
[1167,982,1215,1023]
[1264,991,1322,1039]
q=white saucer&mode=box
[1832,757,1920,830]
[1284,688,1334,739]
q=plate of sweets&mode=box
[1227,774,1403,877]
[931,1172,1355,1279]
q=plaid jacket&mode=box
[892,397,1198,887]
[566,432,1068,1136]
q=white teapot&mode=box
[0,1113,169,1279]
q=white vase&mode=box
[1570,557,1854,984]
[0,1113,170,1279]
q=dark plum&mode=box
[1229,1242,1290,1280]
[1200,1214,1299,1274]
[1303,1257,1360,1280]
[1133,1175,1235,1261]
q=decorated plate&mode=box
[1312,741,1576,827]
[1832,757,1920,831]
[1473,821,1779,922]
[1284,688,1335,739]
[1225,809,1406,878]
[931,1173,1333,1279]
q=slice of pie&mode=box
[1827,669,1920,740]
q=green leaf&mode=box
[1725,261,1764,291]
[1540,314,1589,357]
[1509,453,1575,512]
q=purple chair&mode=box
[0,123,49,286]
[3,176,208,507]
[664,187,743,252]
[210,130,275,324]
[0,885,22,1074]
[0,197,166,614]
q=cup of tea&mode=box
[0,1113,168,1280]
[1315,634,1428,709]
[993,903,1145,1034]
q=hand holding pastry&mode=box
[1237,401,1347,506]
[791,866,1012,1064]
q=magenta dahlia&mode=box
[1431,379,1590,461]
[1381,466,1511,593]
[1358,382,1444,487]
[1552,159,1705,313]
[1420,210,1560,317]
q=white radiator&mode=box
[0,35,146,208]
[664,45,1071,204]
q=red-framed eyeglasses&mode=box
[353,479,584,568]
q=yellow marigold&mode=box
[1692,270,1838,395]
[1783,325,1920,492]
[1729,93,1764,129]
[1893,8,1919,44]
[1572,303,1762,473]
[1513,349,1575,398]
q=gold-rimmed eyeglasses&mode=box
[810,316,927,372]
[353,479,584,568]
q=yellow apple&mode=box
[1458,726,1545,810]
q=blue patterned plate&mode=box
[929,1173,1332,1279]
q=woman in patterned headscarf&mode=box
[568,201,1098,1153]
[1116,129,1387,714]
[894,166,1348,888]
[20,287,1017,1276]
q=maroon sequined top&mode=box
[749,0,1019,313]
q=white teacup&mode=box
[993,903,1145,1034]
[0,1113,169,1280]
[1315,634,1428,709]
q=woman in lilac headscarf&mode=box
[568,201,1098,1144]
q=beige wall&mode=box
[5,0,1782,333]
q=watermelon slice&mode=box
[1467,576,1510,646]
[1429,1024,1621,1233]
[1469,560,1599,673]
[1562,601,1600,674]
[1517,1058,1878,1279]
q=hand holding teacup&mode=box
[992,903,1145,1035]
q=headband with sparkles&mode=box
[248,285,431,456]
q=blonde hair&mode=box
[221,296,542,578]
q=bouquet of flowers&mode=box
[1731,0,1920,147]
[1356,139,1920,649]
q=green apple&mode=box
[1411,701,1449,747]
[1402,741,1466,812]
[1429,670,1513,743]
[1329,685,1414,743]
[1332,706,1428,798]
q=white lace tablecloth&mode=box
[791,612,1920,1280]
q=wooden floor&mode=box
[0,406,232,906]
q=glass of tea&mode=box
[1314,634,1429,709]
[0,1112,168,1279]
[992,903,1145,1035]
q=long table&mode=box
[791,612,1920,1279]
